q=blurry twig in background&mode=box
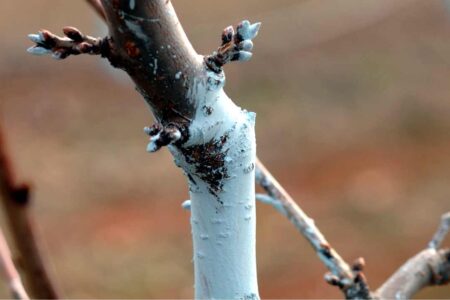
[254,0,419,53]
[375,212,450,299]
[256,157,450,299]
[85,0,106,21]
[255,159,373,299]
[0,129,59,299]
[0,227,29,300]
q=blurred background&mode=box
[0,0,449,298]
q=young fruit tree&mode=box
[0,0,448,299]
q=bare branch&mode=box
[429,211,450,250]
[85,0,106,21]
[255,193,286,215]
[375,248,449,299]
[255,159,373,299]
[375,212,450,299]
[100,0,202,124]
[0,228,29,300]
[29,0,204,125]
[27,27,111,60]
[0,130,59,299]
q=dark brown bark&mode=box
[0,131,59,299]
[100,0,203,125]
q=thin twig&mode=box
[255,193,286,215]
[0,130,59,299]
[27,27,111,60]
[0,227,29,300]
[85,0,106,21]
[429,211,450,249]
[255,159,373,299]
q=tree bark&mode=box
[101,0,203,124]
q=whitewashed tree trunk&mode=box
[170,69,258,298]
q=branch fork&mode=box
[325,257,372,299]
[205,20,261,73]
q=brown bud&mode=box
[221,26,234,45]
[63,26,84,42]
[146,123,162,136]
[352,257,366,272]
[324,273,341,287]
[78,42,93,53]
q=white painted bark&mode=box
[169,67,259,299]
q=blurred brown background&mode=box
[1,0,449,298]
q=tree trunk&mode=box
[169,79,258,299]
[100,1,260,298]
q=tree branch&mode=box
[0,130,59,299]
[28,1,261,154]
[429,212,450,250]
[375,248,449,299]
[375,212,450,299]
[27,27,112,61]
[100,0,203,125]
[0,227,29,300]
[255,159,373,299]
